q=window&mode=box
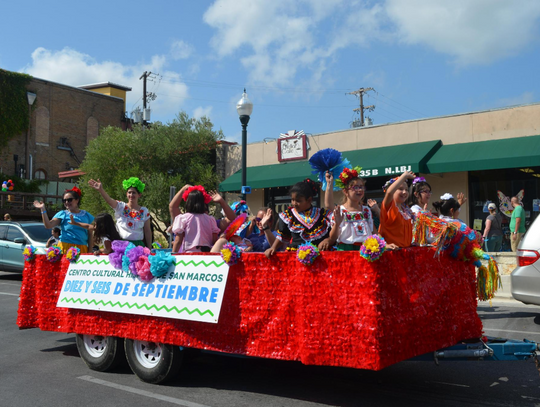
[6,226,24,242]
[34,169,47,180]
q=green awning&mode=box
[426,135,540,173]
[219,140,442,192]
[219,160,317,192]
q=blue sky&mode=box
[2,0,540,145]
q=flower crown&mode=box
[230,200,248,214]
[412,177,426,186]
[182,185,212,204]
[123,177,145,193]
[335,166,363,189]
[382,177,399,192]
[440,193,454,201]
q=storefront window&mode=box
[469,167,540,250]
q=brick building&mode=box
[0,76,130,181]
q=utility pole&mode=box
[348,87,375,127]
[139,71,158,126]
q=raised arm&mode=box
[33,200,61,229]
[324,171,334,210]
[169,184,192,220]
[88,179,117,209]
[209,190,235,222]
[382,171,416,209]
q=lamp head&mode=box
[236,88,253,117]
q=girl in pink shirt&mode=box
[172,186,220,253]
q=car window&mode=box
[22,225,51,243]
[0,225,6,240]
[6,226,24,242]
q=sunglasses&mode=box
[62,198,74,203]
[255,217,272,222]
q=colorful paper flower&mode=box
[23,245,36,262]
[412,177,426,185]
[382,177,398,192]
[335,166,363,189]
[182,185,212,204]
[152,241,162,250]
[136,256,153,282]
[296,243,320,266]
[224,213,248,240]
[149,251,174,277]
[221,242,241,265]
[46,245,62,263]
[122,177,145,193]
[359,235,386,262]
[65,247,81,263]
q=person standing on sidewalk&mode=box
[510,197,526,252]
[482,203,503,252]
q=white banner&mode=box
[56,255,229,324]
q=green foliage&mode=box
[79,112,223,239]
[0,69,33,150]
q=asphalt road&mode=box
[1,271,539,407]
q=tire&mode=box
[124,338,183,384]
[76,334,125,372]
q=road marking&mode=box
[428,381,470,388]
[78,375,212,407]
[483,328,540,336]
[0,291,18,296]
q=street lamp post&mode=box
[25,92,37,179]
[236,89,253,201]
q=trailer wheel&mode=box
[76,334,124,372]
[124,338,183,384]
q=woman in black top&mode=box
[483,203,503,252]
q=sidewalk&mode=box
[494,274,514,301]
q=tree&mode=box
[0,69,32,150]
[79,112,223,243]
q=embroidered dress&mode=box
[330,205,373,245]
[276,206,331,248]
[114,201,150,242]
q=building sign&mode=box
[277,130,308,162]
[359,165,412,178]
[57,255,229,324]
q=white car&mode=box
[511,215,540,305]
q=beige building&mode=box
[219,103,540,250]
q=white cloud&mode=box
[385,0,540,65]
[23,47,189,118]
[170,40,194,60]
[193,106,213,120]
[203,0,540,88]
[203,0,342,86]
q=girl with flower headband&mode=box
[432,192,468,224]
[88,177,151,248]
[265,177,338,258]
[327,167,375,250]
[33,186,95,253]
[410,177,433,215]
[378,171,416,248]
[171,185,220,253]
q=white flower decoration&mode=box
[440,193,454,201]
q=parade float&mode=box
[17,228,539,384]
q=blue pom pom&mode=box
[308,148,351,191]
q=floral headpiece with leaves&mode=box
[122,177,145,193]
[335,166,363,189]
[182,185,212,204]
[382,177,399,192]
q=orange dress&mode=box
[378,200,413,247]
